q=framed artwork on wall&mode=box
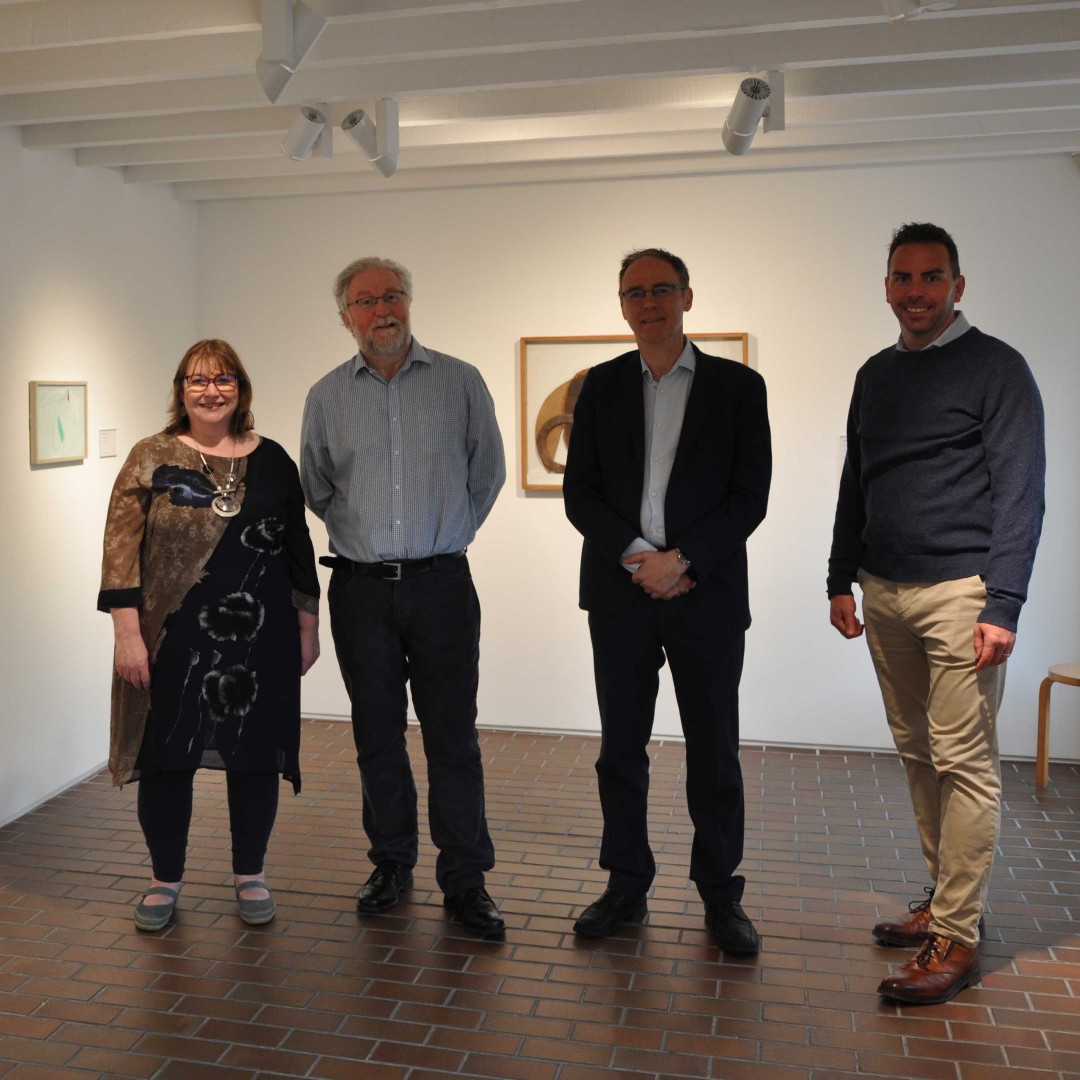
[519,333,748,492]
[29,381,88,465]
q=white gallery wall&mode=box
[4,145,1076,827]
[197,155,1080,763]
[0,127,197,825]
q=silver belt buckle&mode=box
[384,561,403,581]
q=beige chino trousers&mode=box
[858,571,1006,947]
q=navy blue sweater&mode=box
[827,326,1045,631]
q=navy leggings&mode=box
[137,770,279,881]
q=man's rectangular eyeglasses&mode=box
[618,284,686,302]
[185,374,238,391]
[346,290,408,310]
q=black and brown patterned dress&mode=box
[98,433,319,792]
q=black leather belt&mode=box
[319,551,465,581]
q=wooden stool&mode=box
[1036,664,1080,787]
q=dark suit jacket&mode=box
[563,344,771,635]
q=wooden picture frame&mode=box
[29,381,88,465]
[519,333,748,491]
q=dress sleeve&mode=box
[281,445,320,615]
[98,441,152,612]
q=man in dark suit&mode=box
[563,248,771,953]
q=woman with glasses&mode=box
[98,339,320,931]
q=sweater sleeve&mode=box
[826,375,865,598]
[977,350,1045,630]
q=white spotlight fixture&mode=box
[722,74,783,157]
[281,105,327,160]
[341,98,400,178]
[256,0,327,105]
[882,0,956,20]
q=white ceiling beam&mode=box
[0,0,257,53]
[73,87,1080,168]
[0,75,263,124]
[0,0,577,54]
[0,0,585,53]
[3,0,1079,197]
[19,59,1080,152]
[118,107,1080,184]
[2,28,1077,126]
[78,134,286,167]
[311,3,1080,65]
[796,47,1080,96]
[170,129,1080,201]
[0,31,260,92]
[0,7,1076,97]
[22,108,283,148]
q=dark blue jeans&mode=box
[328,555,495,896]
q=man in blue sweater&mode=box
[828,222,1045,1005]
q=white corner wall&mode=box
[189,157,1078,763]
[0,129,197,825]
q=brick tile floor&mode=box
[1,720,1078,1078]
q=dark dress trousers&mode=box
[563,345,771,902]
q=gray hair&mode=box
[333,256,414,314]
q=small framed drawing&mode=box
[29,381,88,465]
[519,333,747,492]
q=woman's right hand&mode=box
[111,608,151,690]
[115,635,151,690]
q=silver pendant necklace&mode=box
[194,441,241,518]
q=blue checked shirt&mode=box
[300,339,506,562]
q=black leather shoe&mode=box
[573,889,648,939]
[444,886,505,938]
[356,863,413,914]
[704,899,761,955]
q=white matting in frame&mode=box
[519,333,747,492]
[29,381,88,465]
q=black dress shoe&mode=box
[573,889,648,939]
[444,886,505,938]
[704,899,761,955]
[356,863,413,914]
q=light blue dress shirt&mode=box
[622,338,696,566]
[300,339,506,562]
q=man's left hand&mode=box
[623,548,691,600]
[974,622,1015,670]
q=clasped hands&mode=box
[622,548,695,601]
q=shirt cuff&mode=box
[620,537,658,572]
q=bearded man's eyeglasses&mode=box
[346,290,408,310]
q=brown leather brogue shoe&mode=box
[878,932,980,1005]
[873,887,934,947]
[873,887,987,948]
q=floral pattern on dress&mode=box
[198,592,264,642]
[152,464,216,507]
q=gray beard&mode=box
[360,322,410,359]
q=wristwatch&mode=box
[674,548,691,568]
